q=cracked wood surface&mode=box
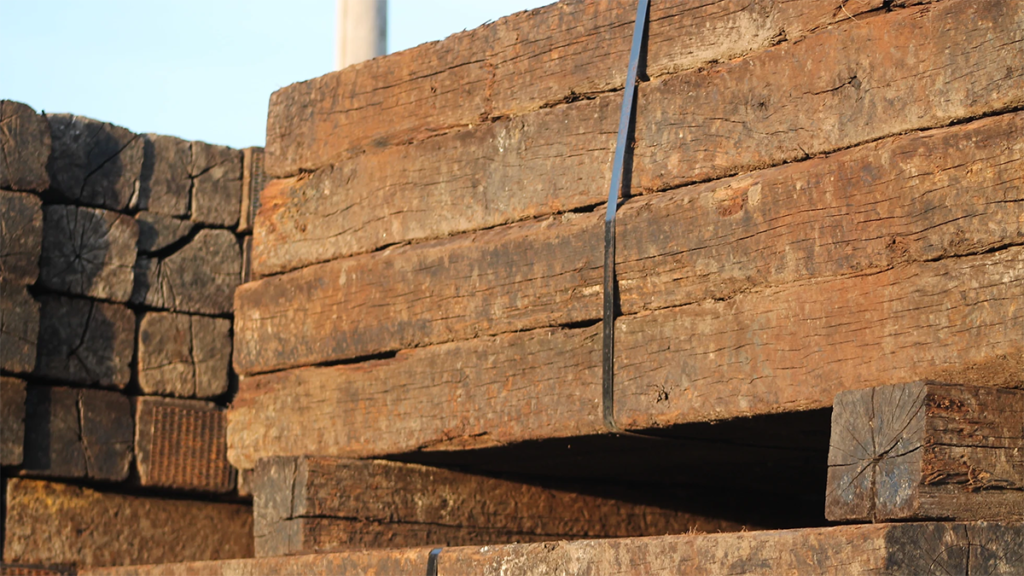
[139,134,191,217]
[253,0,1022,278]
[131,228,241,315]
[264,0,887,178]
[137,311,231,398]
[252,456,745,557]
[3,478,253,568]
[34,294,135,388]
[0,281,39,374]
[0,190,43,284]
[134,396,235,493]
[235,111,1024,375]
[228,248,1023,469]
[20,385,132,482]
[135,211,195,254]
[1,376,26,466]
[0,100,50,192]
[81,522,1024,576]
[38,205,139,303]
[189,141,242,228]
[45,114,143,212]
[827,382,1024,522]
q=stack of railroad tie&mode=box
[1,100,267,571]
[95,0,1024,573]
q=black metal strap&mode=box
[425,547,442,576]
[603,0,650,431]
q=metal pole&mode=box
[336,0,387,70]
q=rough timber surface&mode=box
[131,228,240,316]
[3,478,253,568]
[228,247,1023,470]
[252,457,744,556]
[45,114,143,212]
[138,134,190,217]
[235,111,1024,375]
[827,382,1024,523]
[134,396,235,493]
[189,142,242,228]
[264,0,888,178]
[0,281,38,374]
[0,190,43,284]
[1,376,26,466]
[38,205,139,303]
[80,522,1024,576]
[0,100,51,192]
[137,311,231,398]
[20,385,133,481]
[33,295,135,388]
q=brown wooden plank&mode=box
[0,281,38,375]
[827,382,1024,522]
[34,295,135,388]
[139,134,190,218]
[45,114,143,212]
[131,229,240,316]
[236,111,1024,375]
[0,190,43,285]
[136,211,194,254]
[264,0,886,178]
[21,385,132,482]
[3,478,252,569]
[189,142,241,228]
[228,247,1022,469]
[254,0,1021,277]
[0,100,51,193]
[1,376,26,466]
[237,147,265,234]
[134,396,235,493]
[38,205,138,303]
[252,456,745,556]
[79,522,1024,576]
[137,311,231,398]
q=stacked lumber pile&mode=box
[0,100,266,571]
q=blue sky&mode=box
[0,1,548,149]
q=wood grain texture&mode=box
[21,385,132,482]
[264,0,886,178]
[136,211,194,254]
[137,312,231,398]
[34,295,134,388]
[38,205,138,303]
[252,457,744,556]
[1,376,26,466]
[0,190,43,285]
[134,396,235,493]
[139,134,190,217]
[0,100,51,193]
[45,114,143,212]
[235,112,1024,375]
[237,147,265,234]
[3,478,252,568]
[827,382,1023,522]
[228,247,1023,469]
[0,281,38,375]
[79,522,1024,576]
[189,142,241,228]
[131,229,240,315]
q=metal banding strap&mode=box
[603,0,650,431]
[426,547,442,576]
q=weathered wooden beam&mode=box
[33,295,134,388]
[45,114,143,212]
[38,205,138,303]
[236,111,1024,375]
[0,100,51,193]
[827,382,1024,523]
[252,456,745,557]
[134,396,235,493]
[0,190,43,284]
[237,147,265,234]
[3,478,252,568]
[227,247,1023,470]
[264,0,889,178]
[21,385,133,482]
[137,311,231,398]
[131,229,240,316]
[1,376,26,466]
[79,522,1024,576]
[189,142,241,228]
[0,281,38,375]
[136,211,194,254]
[139,134,190,218]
